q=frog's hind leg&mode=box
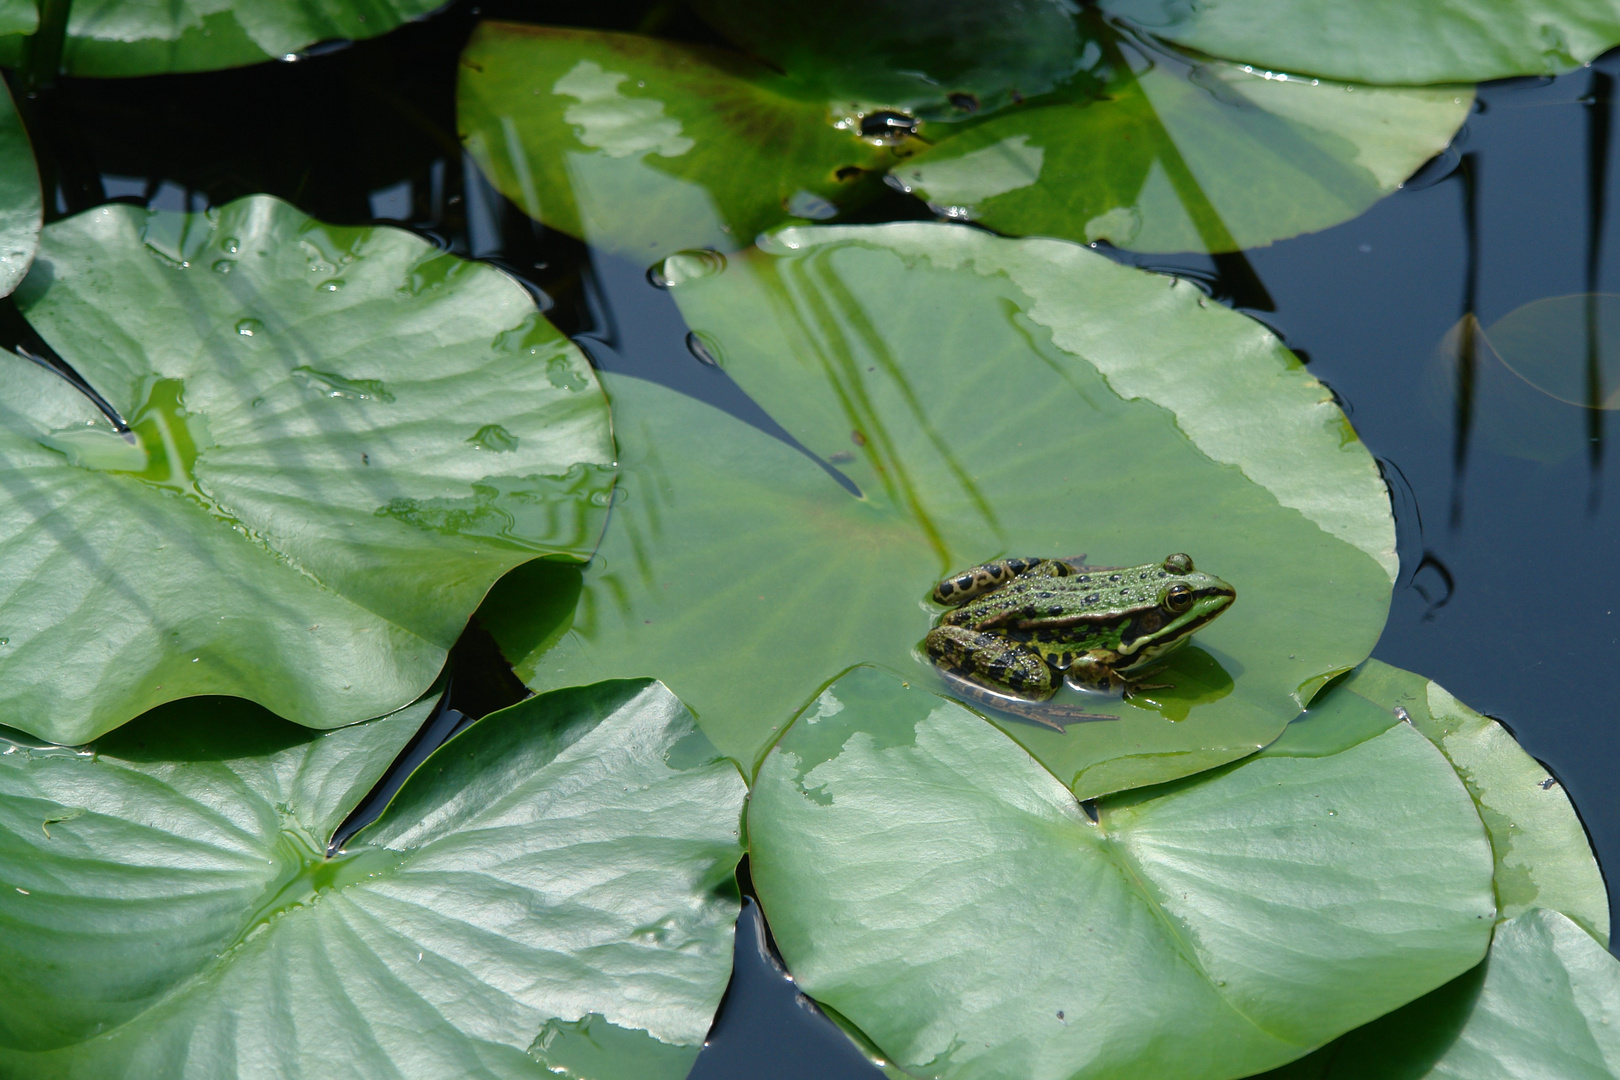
[924,626,1054,697]
[930,557,1074,605]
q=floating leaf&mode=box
[0,195,613,744]
[485,223,1394,795]
[1337,660,1608,944]
[747,666,1495,1080]
[1099,0,1620,84]
[0,680,747,1078]
[458,24,906,262]
[0,78,40,296]
[891,47,1471,253]
[1485,293,1620,409]
[1257,909,1620,1079]
[0,0,452,76]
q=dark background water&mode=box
[5,3,1616,1075]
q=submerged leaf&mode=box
[747,666,1495,1080]
[0,195,613,743]
[485,222,1394,796]
[0,681,747,1078]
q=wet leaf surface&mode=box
[0,680,746,1079]
[746,666,1495,1080]
[0,195,613,743]
[486,222,1394,796]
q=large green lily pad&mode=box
[0,679,747,1078]
[1100,0,1620,85]
[746,665,1495,1080]
[0,79,40,297]
[458,24,907,263]
[0,0,453,76]
[0,195,613,744]
[891,49,1471,254]
[488,222,1394,795]
[1258,909,1620,1079]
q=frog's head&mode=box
[1120,553,1235,659]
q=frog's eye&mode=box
[1164,584,1194,613]
[1163,553,1194,574]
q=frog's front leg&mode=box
[1063,656,1170,697]
[930,557,1074,605]
[924,626,1055,698]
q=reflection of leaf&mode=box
[1486,293,1620,409]
[0,0,451,76]
[457,24,905,262]
[0,681,747,1078]
[0,78,40,296]
[0,195,613,743]
[484,223,1394,796]
[748,666,1496,1080]
[1255,910,1620,1079]
[892,47,1472,254]
[1100,0,1620,84]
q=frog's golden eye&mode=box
[1164,584,1194,613]
[1163,553,1194,574]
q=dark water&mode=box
[5,3,1617,1077]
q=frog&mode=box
[922,553,1235,728]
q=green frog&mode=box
[923,554,1235,727]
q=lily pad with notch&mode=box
[0,679,746,1079]
[0,195,614,744]
[746,665,1497,1080]
[483,222,1395,797]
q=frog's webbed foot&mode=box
[930,557,1076,605]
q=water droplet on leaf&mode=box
[236,318,264,337]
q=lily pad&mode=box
[0,679,748,1078]
[746,665,1496,1080]
[487,223,1394,796]
[1099,0,1620,85]
[0,0,453,76]
[890,47,1472,254]
[0,79,40,296]
[0,195,613,744]
[1336,660,1609,945]
[1257,909,1620,1079]
[457,24,907,262]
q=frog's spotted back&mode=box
[930,556,1073,605]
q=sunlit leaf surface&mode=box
[1258,909,1620,1079]
[1340,660,1609,944]
[0,681,746,1079]
[0,196,613,744]
[458,24,906,262]
[486,223,1394,795]
[0,0,452,76]
[891,47,1471,254]
[0,79,40,296]
[747,666,1495,1080]
[1100,0,1620,84]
